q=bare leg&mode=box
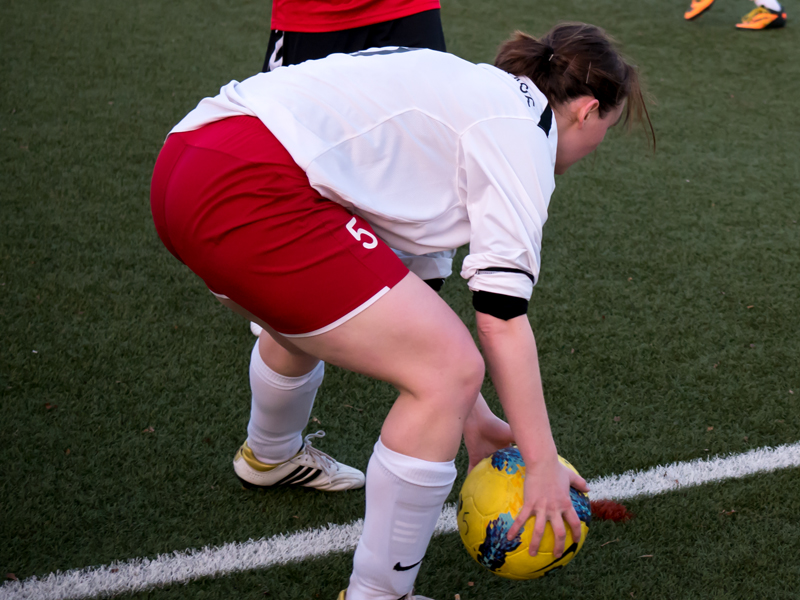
[273,273,485,461]
[215,293,320,377]
[219,273,484,460]
[221,273,484,599]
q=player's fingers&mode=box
[506,510,528,541]
[569,472,589,493]
[550,513,567,558]
[564,506,582,549]
[528,511,547,556]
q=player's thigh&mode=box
[211,291,302,355]
[214,260,483,403]
[284,272,485,401]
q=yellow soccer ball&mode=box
[457,447,591,580]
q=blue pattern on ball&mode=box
[476,512,522,571]
[570,488,592,525]
[490,446,524,475]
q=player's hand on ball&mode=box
[457,449,591,579]
[506,456,589,558]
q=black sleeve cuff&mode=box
[472,291,528,320]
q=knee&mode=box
[428,341,485,413]
[458,344,485,397]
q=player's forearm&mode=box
[475,311,558,465]
[463,391,507,439]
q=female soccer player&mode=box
[151,23,651,600]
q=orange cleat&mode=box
[684,0,716,20]
[736,6,787,29]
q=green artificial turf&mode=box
[1,0,798,597]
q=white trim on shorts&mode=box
[281,286,391,337]
[210,285,391,338]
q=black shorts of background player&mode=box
[263,9,446,72]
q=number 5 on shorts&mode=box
[346,217,378,249]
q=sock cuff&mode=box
[755,0,782,10]
[250,341,325,390]
[373,437,457,488]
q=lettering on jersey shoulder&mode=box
[513,76,535,108]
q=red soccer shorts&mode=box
[150,116,408,336]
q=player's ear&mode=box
[576,97,600,127]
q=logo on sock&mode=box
[392,559,423,572]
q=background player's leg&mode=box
[737,0,787,28]
[755,0,782,11]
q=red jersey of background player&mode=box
[271,0,441,32]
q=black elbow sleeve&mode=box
[472,291,528,320]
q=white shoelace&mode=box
[302,430,337,473]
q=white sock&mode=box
[246,340,324,464]
[755,0,782,12]
[347,439,457,600]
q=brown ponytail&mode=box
[495,23,654,147]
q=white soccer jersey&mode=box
[171,47,558,300]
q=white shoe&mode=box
[250,321,263,336]
[337,590,435,600]
[234,431,365,491]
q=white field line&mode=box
[3,441,800,600]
